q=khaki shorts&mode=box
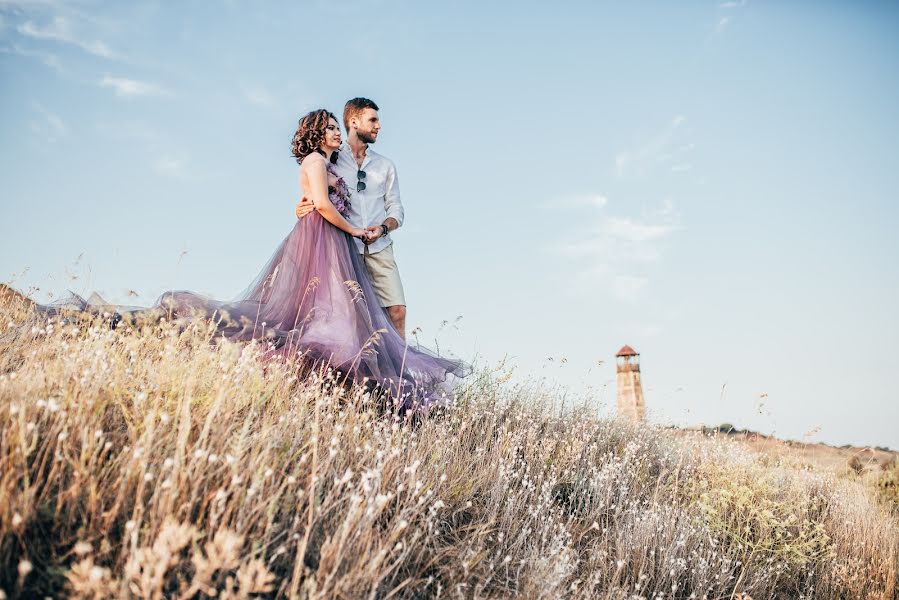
[363,243,406,308]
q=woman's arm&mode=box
[301,155,363,237]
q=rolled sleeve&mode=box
[384,162,404,228]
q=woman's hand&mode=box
[351,227,367,239]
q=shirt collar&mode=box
[338,142,379,167]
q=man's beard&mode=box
[358,130,377,144]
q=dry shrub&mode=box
[695,461,833,567]
[872,458,899,519]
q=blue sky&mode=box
[2,1,898,448]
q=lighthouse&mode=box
[616,345,646,423]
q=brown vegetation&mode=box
[0,293,897,599]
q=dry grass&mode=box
[691,424,899,519]
[0,292,897,599]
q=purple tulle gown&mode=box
[31,162,469,411]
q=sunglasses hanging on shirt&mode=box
[356,170,367,192]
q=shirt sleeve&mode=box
[384,160,404,228]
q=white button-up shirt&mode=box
[335,143,404,255]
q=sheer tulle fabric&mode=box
[35,211,468,411]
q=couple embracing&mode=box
[26,97,467,410]
[293,98,406,340]
[272,96,467,404]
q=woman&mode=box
[29,109,468,411]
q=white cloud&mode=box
[38,107,64,133]
[2,43,63,71]
[0,0,70,10]
[714,0,746,35]
[715,16,732,33]
[637,324,662,338]
[612,275,649,301]
[29,101,66,143]
[557,227,664,265]
[94,120,192,179]
[153,154,190,178]
[655,197,677,217]
[615,115,693,177]
[242,84,278,109]
[549,196,680,301]
[602,217,676,243]
[100,75,168,98]
[578,194,608,208]
[17,16,116,58]
[545,193,608,209]
[95,119,161,143]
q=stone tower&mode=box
[616,345,646,422]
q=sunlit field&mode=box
[0,288,896,599]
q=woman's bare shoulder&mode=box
[301,152,326,167]
[300,154,326,183]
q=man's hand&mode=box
[295,197,315,219]
[363,225,384,244]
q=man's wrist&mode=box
[380,224,389,237]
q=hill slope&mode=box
[0,294,896,599]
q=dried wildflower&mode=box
[188,529,243,596]
[73,541,93,556]
[17,559,32,577]
[236,559,275,595]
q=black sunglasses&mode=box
[356,170,366,192]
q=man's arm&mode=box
[383,161,404,228]
[295,196,315,219]
[364,161,404,242]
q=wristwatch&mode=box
[380,224,389,237]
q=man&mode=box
[295,97,407,338]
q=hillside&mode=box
[0,291,897,599]
[735,432,895,477]
[680,426,896,482]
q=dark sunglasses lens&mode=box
[356,181,367,192]
[357,170,366,180]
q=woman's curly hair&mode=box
[291,109,339,164]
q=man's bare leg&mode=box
[387,305,406,340]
